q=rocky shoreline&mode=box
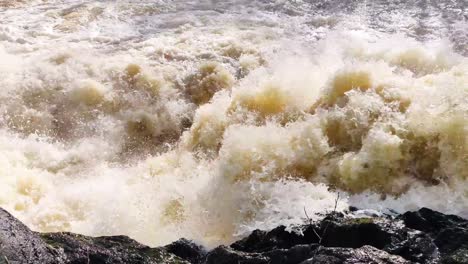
[1,207,467,264]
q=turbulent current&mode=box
[0,0,467,248]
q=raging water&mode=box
[0,0,466,248]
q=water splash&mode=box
[0,0,466,248]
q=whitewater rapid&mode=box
[0,0,466,248]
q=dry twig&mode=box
[304,192,341,261]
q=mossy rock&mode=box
[347,218,375,225]
[442,248,468,264]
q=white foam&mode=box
[0,0,466,248]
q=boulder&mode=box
[41,232,188,264]
[204,246,269,264]
[205,244,413,264]
[401,208,468,234]
[230,226,311,253]
[0,208,188,264]
[400,208,468,263]
[164,238,207,264]
[205,244,319,264]
[231,213,440,263]
[300,245,410,264]
[0,208,58,264]
[2,207,468,264]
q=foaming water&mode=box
[0,0,466,247]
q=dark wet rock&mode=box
[41,232,188,264]
[442,248,468,264]
[0,208,188,264]
[204,246,269,264]
[231,216,433,262]
[400,207,468,263]
[263,244,319,264]
[204,244,319,264]
[434,227,468,254]
[318,217,440,263]
[205,244,319,264]
[230,226,310,253]
[165,238,207,264]
[206,244,411,264]
[300,245,410,264]
[0,208,58,264]
[387,231,439,263]
[319,217,396,248]
[2,207,468,264]
[401,208,468,234]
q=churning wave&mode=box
[0,0,466,247]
